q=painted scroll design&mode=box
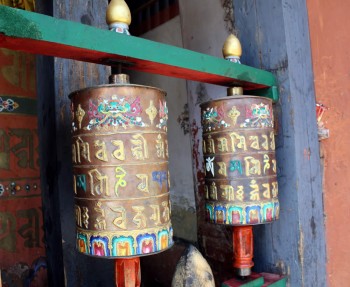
[0,97,19,113]
[86,96,146,130]
[241,103,273,128]
[202,105,230,132]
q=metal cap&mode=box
[109,73,130,84]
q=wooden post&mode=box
[115,258,141,287]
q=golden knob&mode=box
[222,34,242,60]
[106,0,131,26]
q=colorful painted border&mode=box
[76,224,173,258]
[205,200,279,225]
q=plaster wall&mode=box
[129,16,197,243]
[306,1,350,285]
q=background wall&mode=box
[129,16,197,243]
[307,1,350,285]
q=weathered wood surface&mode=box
[0,5,279,101]
[234,0,327,286]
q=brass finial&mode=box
[222,34,242,64]
[227,87,243,96]
[106,0,132,35]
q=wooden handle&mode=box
[115,258,141,287]
[233,226,254,276]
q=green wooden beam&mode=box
[0,5,279,101]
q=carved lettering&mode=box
[94,202,106,230]
[132,206,147,229]
[217,162,227,176]
[76,174,87,192]
[115,167,127,196]
[272,159,277,173]
[206,136,215,154]
[82,207,89,229]
[204,185,209,199]
[261,134,269,151]
[130,134,149,160]
[220,185,234,201]
[249,180,260,201]
[205,157,215,176]
[229,160,243,175]
[75,205,82,227]
[76,137,91,163]
[217,137,229,152]
[244,156,261,176]
[111,140,125,161]
[136,174,149,193]
[272,182,278,198]
[209,182,218,200]
[263,154,271,174]
[152,171,167,188]
[229,132,247,152]
[249,135,260,150]
[270,132,275,150]
[165,140,169,158]
[162,201,170,222]
[262,183,271,199]
[88,169,109,196]
[110,206,127,230]
[150,205,162,225]
[236,185,244,201]
[95,140,108,162]
[156,134,165,158]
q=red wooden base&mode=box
[115,258,141,287]
[233,226,254,276]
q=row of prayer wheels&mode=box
[67,0,279,282]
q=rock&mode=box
[171,245,215,287]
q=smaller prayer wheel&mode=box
[69,74,173,258]
[201,34,280,277]
[201,93,279,226]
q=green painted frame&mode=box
[0,5,279,101]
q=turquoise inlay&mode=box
[263,202,275,222]
[111,236,135,256]
[214,205,227,223]
[227,206,244,224]
[205,203,214,222]
[77,233,88,254]
[158,230,169,250]
[76,174,87,192]
[229,160,243,174]
[136,233,156,254]
[90,236,109,256]
[245,205,262,224]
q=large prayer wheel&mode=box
[69,74,173,258]
[201,94,279,226]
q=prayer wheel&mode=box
[201,92,279,226]
[69,74,173,258]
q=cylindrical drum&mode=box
[201,96,279,226]
[69,78,173,258]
